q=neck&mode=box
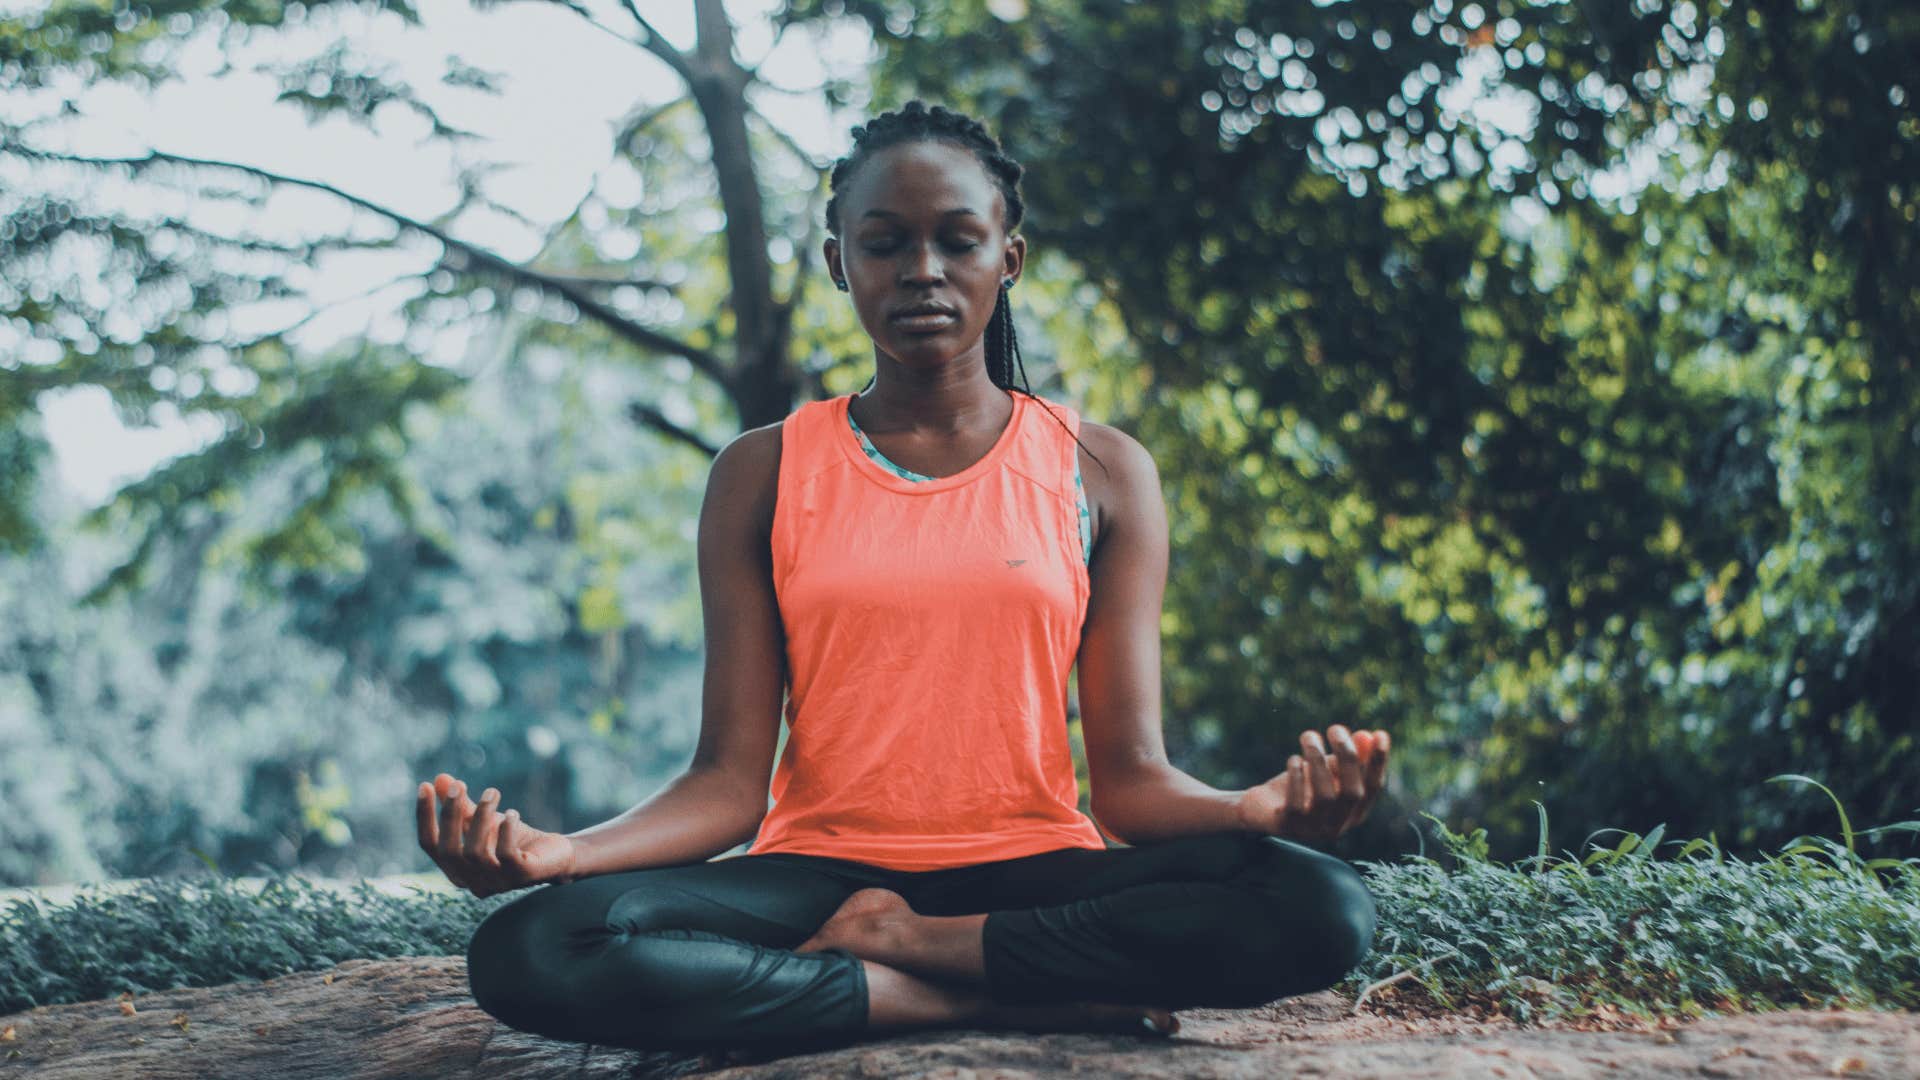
[857,353,1011,435]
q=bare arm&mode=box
[565,423,790,877]
[1076,422,1248,846]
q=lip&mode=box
[890,311,957,333]
[891,301,958,318]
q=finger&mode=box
[416,781,439,852]
[1288,756,1310,814]
[466,789,504,868]
[1357,732,1392,814]
[1342,785,1381,836]
[1298,745,1347,833]
[438,778,472,862]
[1291,758,1330,840]
[1340,778,1374,830]
[1364,730,1390,793]
[1300,731,1339,802]
[458,789,500,894]
[1327,726,1366,797]
[495,808,522,869]
[1335,734,1389,831]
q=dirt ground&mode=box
[1,956,1914,1078]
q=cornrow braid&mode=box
[826,98,1107,476]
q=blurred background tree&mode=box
[1,0,1913,884]
[788,0,1918,857]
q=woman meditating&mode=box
[416,99,1390,1055]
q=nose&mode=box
[899,242,945,286]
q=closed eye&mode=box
[863,240,981,254]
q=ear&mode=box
[1002,233,1026,285]
[823,237,843,285]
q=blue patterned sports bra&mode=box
[847,400,1093,566]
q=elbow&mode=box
[1087,762,1193,847]
[733,799,768,846]
[1088,790,1138,846]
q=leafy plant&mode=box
[0,875,505,1014]
[1346,779,1920,1023]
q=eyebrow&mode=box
[860,208,984,221]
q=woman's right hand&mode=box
[416,773,579,897]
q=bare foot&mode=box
[984,1000,1181,1038]
[795,887,913,956]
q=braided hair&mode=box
[825,99,1107,474]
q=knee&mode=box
[1241,839,1378,992]
[1308,858,1377,983]
[466,889,564,1029]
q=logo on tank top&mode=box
[1005,559,1027,568]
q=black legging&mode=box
[465,829,1376,1053]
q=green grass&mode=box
[0,874,509,1015]
[3,774,1915,1022]
[1338,775,1920,1022]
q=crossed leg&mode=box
[796,887,1181,1037]
[465,852,873,1052]
[463,848,1170,1053]
[463,831,1374,1054]
[799,830,1376,1012]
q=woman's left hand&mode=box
[1234,725,1390,844]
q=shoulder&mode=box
[713,420,784,485]
[1076,418,1161,494]
[704,421,785,533]
[1072,417,1163,554]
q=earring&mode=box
[835,279,848,291]
[1001,276,1014,290]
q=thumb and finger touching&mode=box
[1277,727,1393,841]
[416,774,529,896]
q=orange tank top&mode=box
[746,389,1110,870]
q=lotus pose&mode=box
[417,99,1390,1056]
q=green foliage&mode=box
[5,0,1917,892]
[0,340,711,886]
[1343,786,1920,1022]
[0,875,502,1015]
[0,410,47,554]
[810,0,1920,860]
[0,502,451,885]
[74,346,468,602]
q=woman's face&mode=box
[825,140,1024,369]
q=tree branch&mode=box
[611,96,690,155]
[746,96,832,173]
[679,0,788,427]
[620,0,698,83]
[18,144,733,390]
[525,266,681,294]
[520,0,653,58]
[627,401,720,458]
